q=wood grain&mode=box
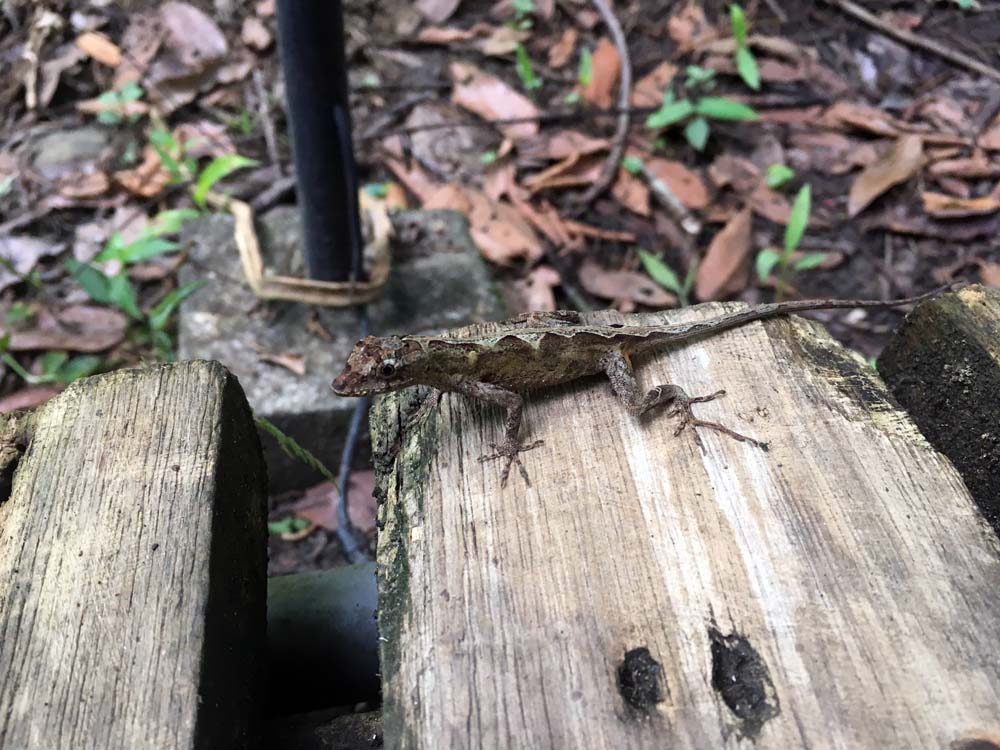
[880,284,1000,533]
[372,304,1000,749]
[0,361,267,750]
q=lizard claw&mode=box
[479,440,544,487]
[670,389,768,450]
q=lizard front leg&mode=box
[600,349,768,450]
[456,381,543,487]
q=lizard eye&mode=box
[380,360,398,378]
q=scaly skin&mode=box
[332,287,953,487]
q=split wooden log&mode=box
[0,361,267,749]
[879,283,1000,534]
[372,303,1000,749]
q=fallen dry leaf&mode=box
[518,130,609,161]
[423,183,472,212]
[416,0,462,23]
[918,97,969,134]
[645,158,709,208]
[750,184,791,224]
[241,16,272,50]
[668,3,715,56]
[612,168,650,216]
[979,114,1000,151]
[695,207,752,301]
[114,145,172,198]
[579,260,675,307]
[848,134,923,217]
[257,350,306,375]
[291,473,377,533]
[0,385,60,413]
[513,264,561,311]
[523,154,603,192]
[478,25,530,56]
[468,194,544,265]
[582,37,620,109]
[823,101,900,138]
[509,197,576,248]
[933,176,970,199]
[548,27,577,68]
[57,172,110,199]
[979,262,1000,288]
[383,157,441,204]
[144,2,227,112]
[863,204,1000,240]
[450,62,539,141]
[417,25,481,43]
[76,96,149,120]
[5,305,127,352]
[561,220,634,242]
[708,153,760,192]
[921,191,1000,218]
[787,131,880,175]
[929,153,1000,178]
[173,120,234,158]
[256,0,276,16]
[631,61,677,108]
[483,161,526,202]
[75,31,121,66]
[0,236,65,292]
[39,44,85,108]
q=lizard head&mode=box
[331,335,419,396]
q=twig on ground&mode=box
[761,0,788,24]
[252,69,281,170]
[572,0,633,208]
[639,163,701,235]
[823,0,1000,82]
[250,173,297,212]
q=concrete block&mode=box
[178,206,505,491]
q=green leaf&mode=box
[685,65,716,86]
[149,128,186,182]
[53,355,102,384]
[97,110,122,125]
[755,248,781,281]
[793,251,827,271]
[515,43,542,92]
[364,182,390,197]
[695,97,758,121]
[267,516,311,536]
[621,156,643,175]
[66,259,113,305]
[684,117,710,151]
[578,47,593,87]
[730,4,748,46]
[5,301,33,326]
[98,237,178,265]
[193,154,258,207]
[108,272,143,320]
[119,81,144,103]
[637,248,683,295]
[40,350,69,377]
[735,46,760,91]
[1,352,36,384]
[148,208,199,236]
[563,91,581,105]
[514,0,534,17]
[784,184,811,252]
[149,280,207,331]
[479,150,498,166]
[765,163,795,189]
[645,98,695,129]
[0,173,15,198]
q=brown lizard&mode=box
[331,287,951,487]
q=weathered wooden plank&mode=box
[879,283,1000,533]
[372,303,1000,749]
[0,361,268,749]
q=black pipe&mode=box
[275,0,364,282]
[266,563,380,715]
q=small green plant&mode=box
[645,89,758,151]
[515,43,542,92]
[637,248,696,307]
[563,47,593,104]
[513,0,534,27]
[0,173,15,199]
[765,163,795,189]
[363,182,390,197]
[226,109,256,136]
[95,81,145,125]
[268,516,311,536]
[65,208,206,358]
[730,5,760,91]
[621,155,643,175]
[479,150,498,166]
[256,415,336,481]
[754,184,826,299]
[0,339,103,386]
[684,65,716,88]
[149,127,257,207]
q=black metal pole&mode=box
[276,0,364,282]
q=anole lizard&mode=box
[332,287,952,486]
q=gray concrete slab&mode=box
[177,206,505,491]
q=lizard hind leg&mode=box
[600,349,767,450]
